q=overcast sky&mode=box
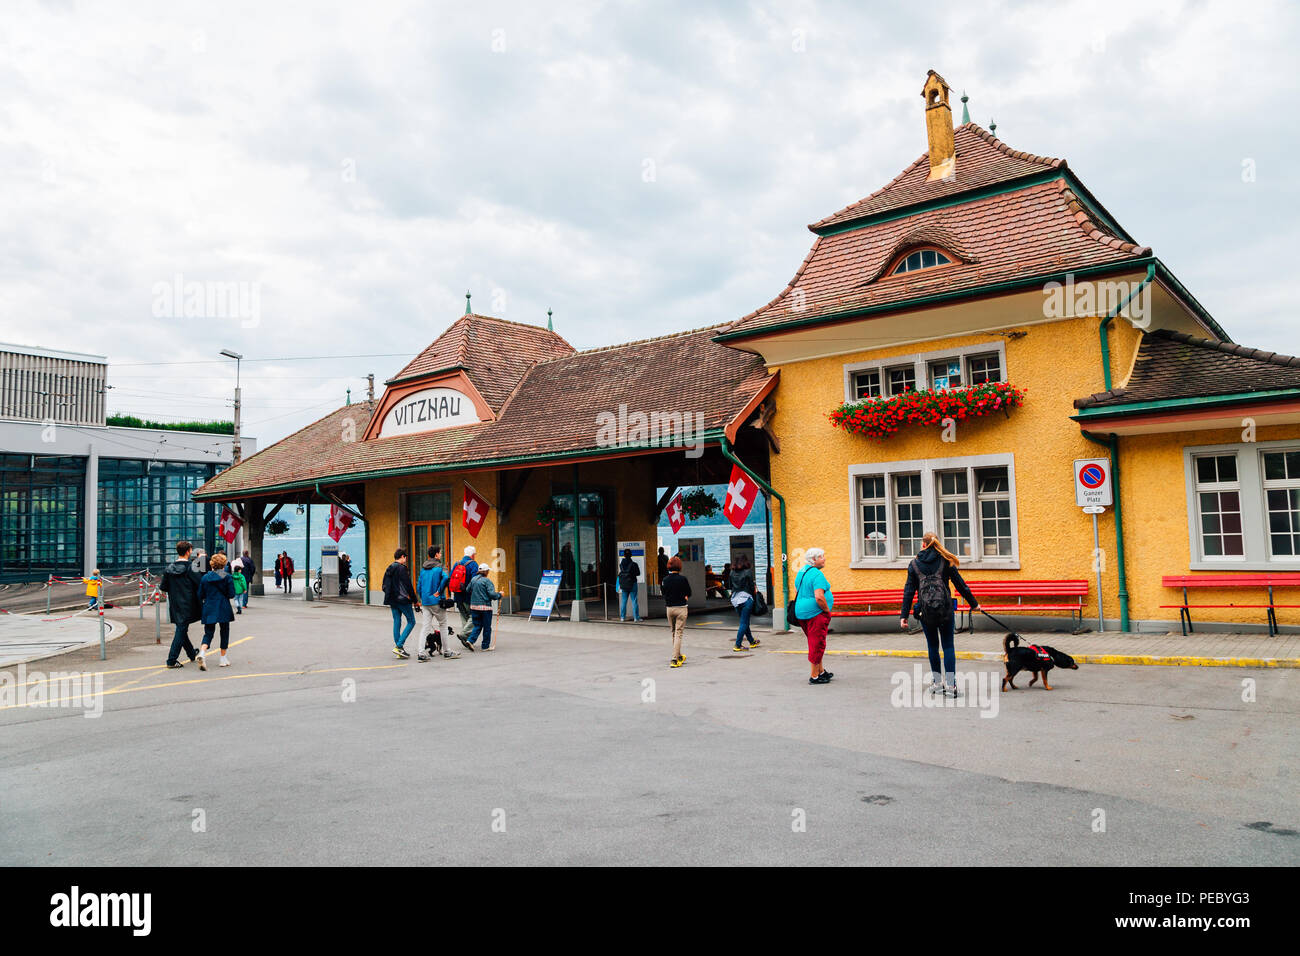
[2,0,1297,444]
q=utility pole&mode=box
[220,349,244,464]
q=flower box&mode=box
[829,380,1026,441]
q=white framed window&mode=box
[1183,441,1300,569]
[858,475,888,557]
[1262,450,1300,558]
[848,453,1019,568]
[842,341,1007,405]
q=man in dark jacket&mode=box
[382,548,416,659]
[159,540,206,668]
[617,549,641,622]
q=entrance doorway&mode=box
[409,521,449,588]
[516,535,544,611]
[551,490,610,602]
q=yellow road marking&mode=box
[0,661,405,711]
[9,636,258,689]
[770,648,1300,668]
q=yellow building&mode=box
[196,70,1300,635]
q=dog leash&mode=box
[977,607,1018,632]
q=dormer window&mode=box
[889,246,954,276]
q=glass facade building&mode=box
[0,454,87,579]
[97,459,216,571]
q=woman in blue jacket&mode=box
[197,552,236,670]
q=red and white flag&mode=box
[327,504,355,542]
[218,506,243,544]
[666,492,686,533]
[723,466,757,529]
[462,483,491,538]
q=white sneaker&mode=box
[219,656,230,667]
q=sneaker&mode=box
[459,635,474,652]
[219,656,230,667]
[748,639,762,648]
[926,681,943,696]
[417,653,430,662]
[196,654,207,671]
[809,673,831,685]
[166,661,184,669]
[669,658,682,668]
[442,651,461,659]
[732,645,748,652]
[393,646,410,659]
[822,670,834,681]
[943,684,961,698]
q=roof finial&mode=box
[465,290,472,315]
[989,117,997,136]
[960,90,970,124]
[546,308,553,332]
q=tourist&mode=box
[464,566,504,651]
[338,552,352,596]
[197,552,237,669]
[662,555,691,667]
[656,546,668,592]
[450,545,479,643]
[239,550,254,609]
[617,548,641,622]
[160,541,205,669]
[728,555,761,651]
[794,548,834,685]
[83,569,101,610]
[417,546,459,660]
[231,556,247,614]
[901,531,978,698]
[381,547,416,659]
[282,551,295,593]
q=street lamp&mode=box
[220,349,243,464]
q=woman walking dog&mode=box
[901,532,978,698]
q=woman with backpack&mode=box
[728,555,761,651]
[793,548,833,685]
[901,532,979,698]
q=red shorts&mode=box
[801,611,829,664]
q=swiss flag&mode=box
[327,504,355,542]
[218,506,243,544]
[666,492,686,533]
[723,466,757,529]
[462,483,490,538]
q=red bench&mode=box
[1161,573,1300,636]
[828,589,908,618]
[958,580,1089,630]
[828,581,1088,630]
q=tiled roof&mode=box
[1074,330,1300,410]
[724,176,1149,339]
[388,314,574,411]
[195,324,771,499]
[809,124,1064,231]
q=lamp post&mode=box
[219,349,243,464]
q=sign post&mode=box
[530,570,563,622]
[1075,458,1113,633]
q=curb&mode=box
[772,648,1300,669]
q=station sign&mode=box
[377,385,481,438]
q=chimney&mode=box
[922,70,956,181]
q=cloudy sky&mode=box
[2,0,1297,444]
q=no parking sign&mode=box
[1074,458,1112,508]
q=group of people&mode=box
[273,551,296,593]
[159,541,254,669]
[380,544,504,659]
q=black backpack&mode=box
[913,559,951,624]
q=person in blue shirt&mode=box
[793,547,834,685]
[417,546,460,660]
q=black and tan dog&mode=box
[1001,634,1078,691]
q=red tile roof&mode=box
[1074,330,1300,410]
[195,324,772,499]
[724,176,1150,339]
[810,124,1065,232]
[388,314,575,411]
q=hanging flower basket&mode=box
[536,501,573,527]
[679,486,721,519]
[829,380,1026,441]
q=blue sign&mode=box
[530,570,564,621]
